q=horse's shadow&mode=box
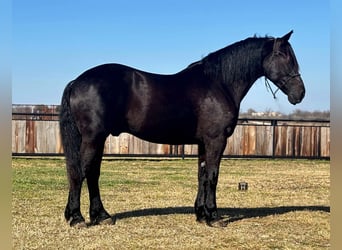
[113,205,330,224]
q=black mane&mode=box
[202,37,272,83]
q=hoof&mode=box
[90,215,116,226]
[66,215,87,228]
[68,219,87,228]
[73,221,87,229]
[207,217,229,228]
[99,217,115,225]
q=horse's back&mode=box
[67,63,188,138]
[66,62,237,144]
[73,63,133,86]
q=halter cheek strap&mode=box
[265,38,301,99]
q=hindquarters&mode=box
[60,81,86,226]
[60,76,117,226]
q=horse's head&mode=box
[263,31,305,105]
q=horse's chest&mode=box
[196,94,237,137]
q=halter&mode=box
[265,73,300,99]
[264,38,301,99]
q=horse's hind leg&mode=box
[81,135,113,225]
[65,165,86,227]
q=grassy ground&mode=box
[12,158,330,249]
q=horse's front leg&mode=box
[195,136,227,226]
[194,142,206,223]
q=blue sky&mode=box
[12,0,329,113]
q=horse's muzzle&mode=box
[288,87,305,105]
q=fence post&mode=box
[271,119,277,158]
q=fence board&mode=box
[320,127,330,157]
[12,120,26,153]
[256,125,273,156]
[25,120,35,153]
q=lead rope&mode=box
[264,38,279,99]
[264,77,279,99]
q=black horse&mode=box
[60,31,305,228]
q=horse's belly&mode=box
[126,118,199,145]
[133,131,199,145]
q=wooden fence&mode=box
[12,108,330,159]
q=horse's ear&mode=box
[280,30,293,42]
[273,30,293,51]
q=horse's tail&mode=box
[60,81,82,176]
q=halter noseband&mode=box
[265,73,301,99]
[264,38,301,99]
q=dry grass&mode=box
[12,158,330,249]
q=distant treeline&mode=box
[239,108,330,120]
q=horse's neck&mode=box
[222,51,266,108]
[203,39,269,109]
[225,70,264,109]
